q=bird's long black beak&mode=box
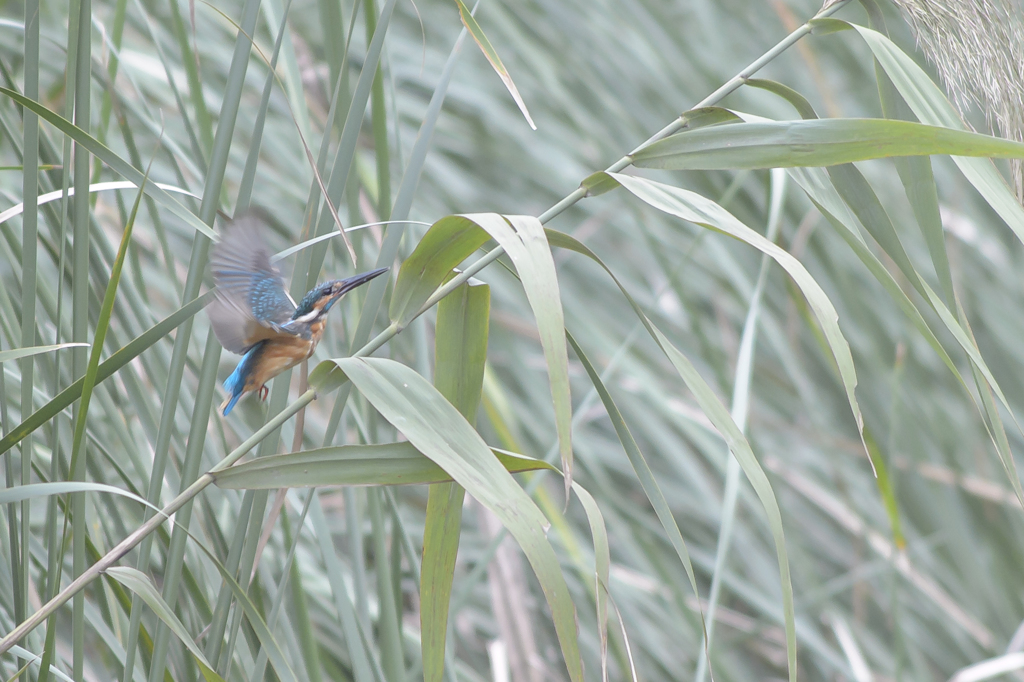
[336,267,389,297]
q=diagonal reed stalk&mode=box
[0,0,851,656]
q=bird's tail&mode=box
[221,360,249,416]
[221,391,243,416]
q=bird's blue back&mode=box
[207,215,296,354]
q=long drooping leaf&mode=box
[105,568,225,682]
[464,214,573,496]
[606,172,868,468]
[389,213,573,494]
[316,356,584,682]
[422,278,489,682]
[549,229,797,682]
[453,0,536,130]
[632,118,1024,170]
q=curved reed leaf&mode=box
[454,0,536,130]
[104,568,225,682]
[607,172,868,468]
[322,356,584,682]
[422,278,489,682]
[549,228,797,681]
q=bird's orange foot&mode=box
[258,385,269,401]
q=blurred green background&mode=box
[2,0,1024,680]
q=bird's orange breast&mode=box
[243,332,321,391]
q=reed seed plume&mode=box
[889,0,1024,198]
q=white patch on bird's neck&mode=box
[292,310,318,324]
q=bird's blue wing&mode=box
[208,214,297,354]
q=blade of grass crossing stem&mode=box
[606,172,869,470]
[549,228,797,680]
[146,332,223,682]
[453,0,536,130]
[840,22,1024,243]
[182,523,303,682]
[0,89,216,241]
[423,279,489,682]
[463,214,573,497]
[105,568,225,682]
[214,373,303,675]
[326,357,583,682]
[0,292,213,457]
[697,168,786,682]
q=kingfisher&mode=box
[207,214,388,415]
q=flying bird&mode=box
[208,215,387,415]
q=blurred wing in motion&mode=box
[208,213,297,354]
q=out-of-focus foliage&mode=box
[1,0,1024,680]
